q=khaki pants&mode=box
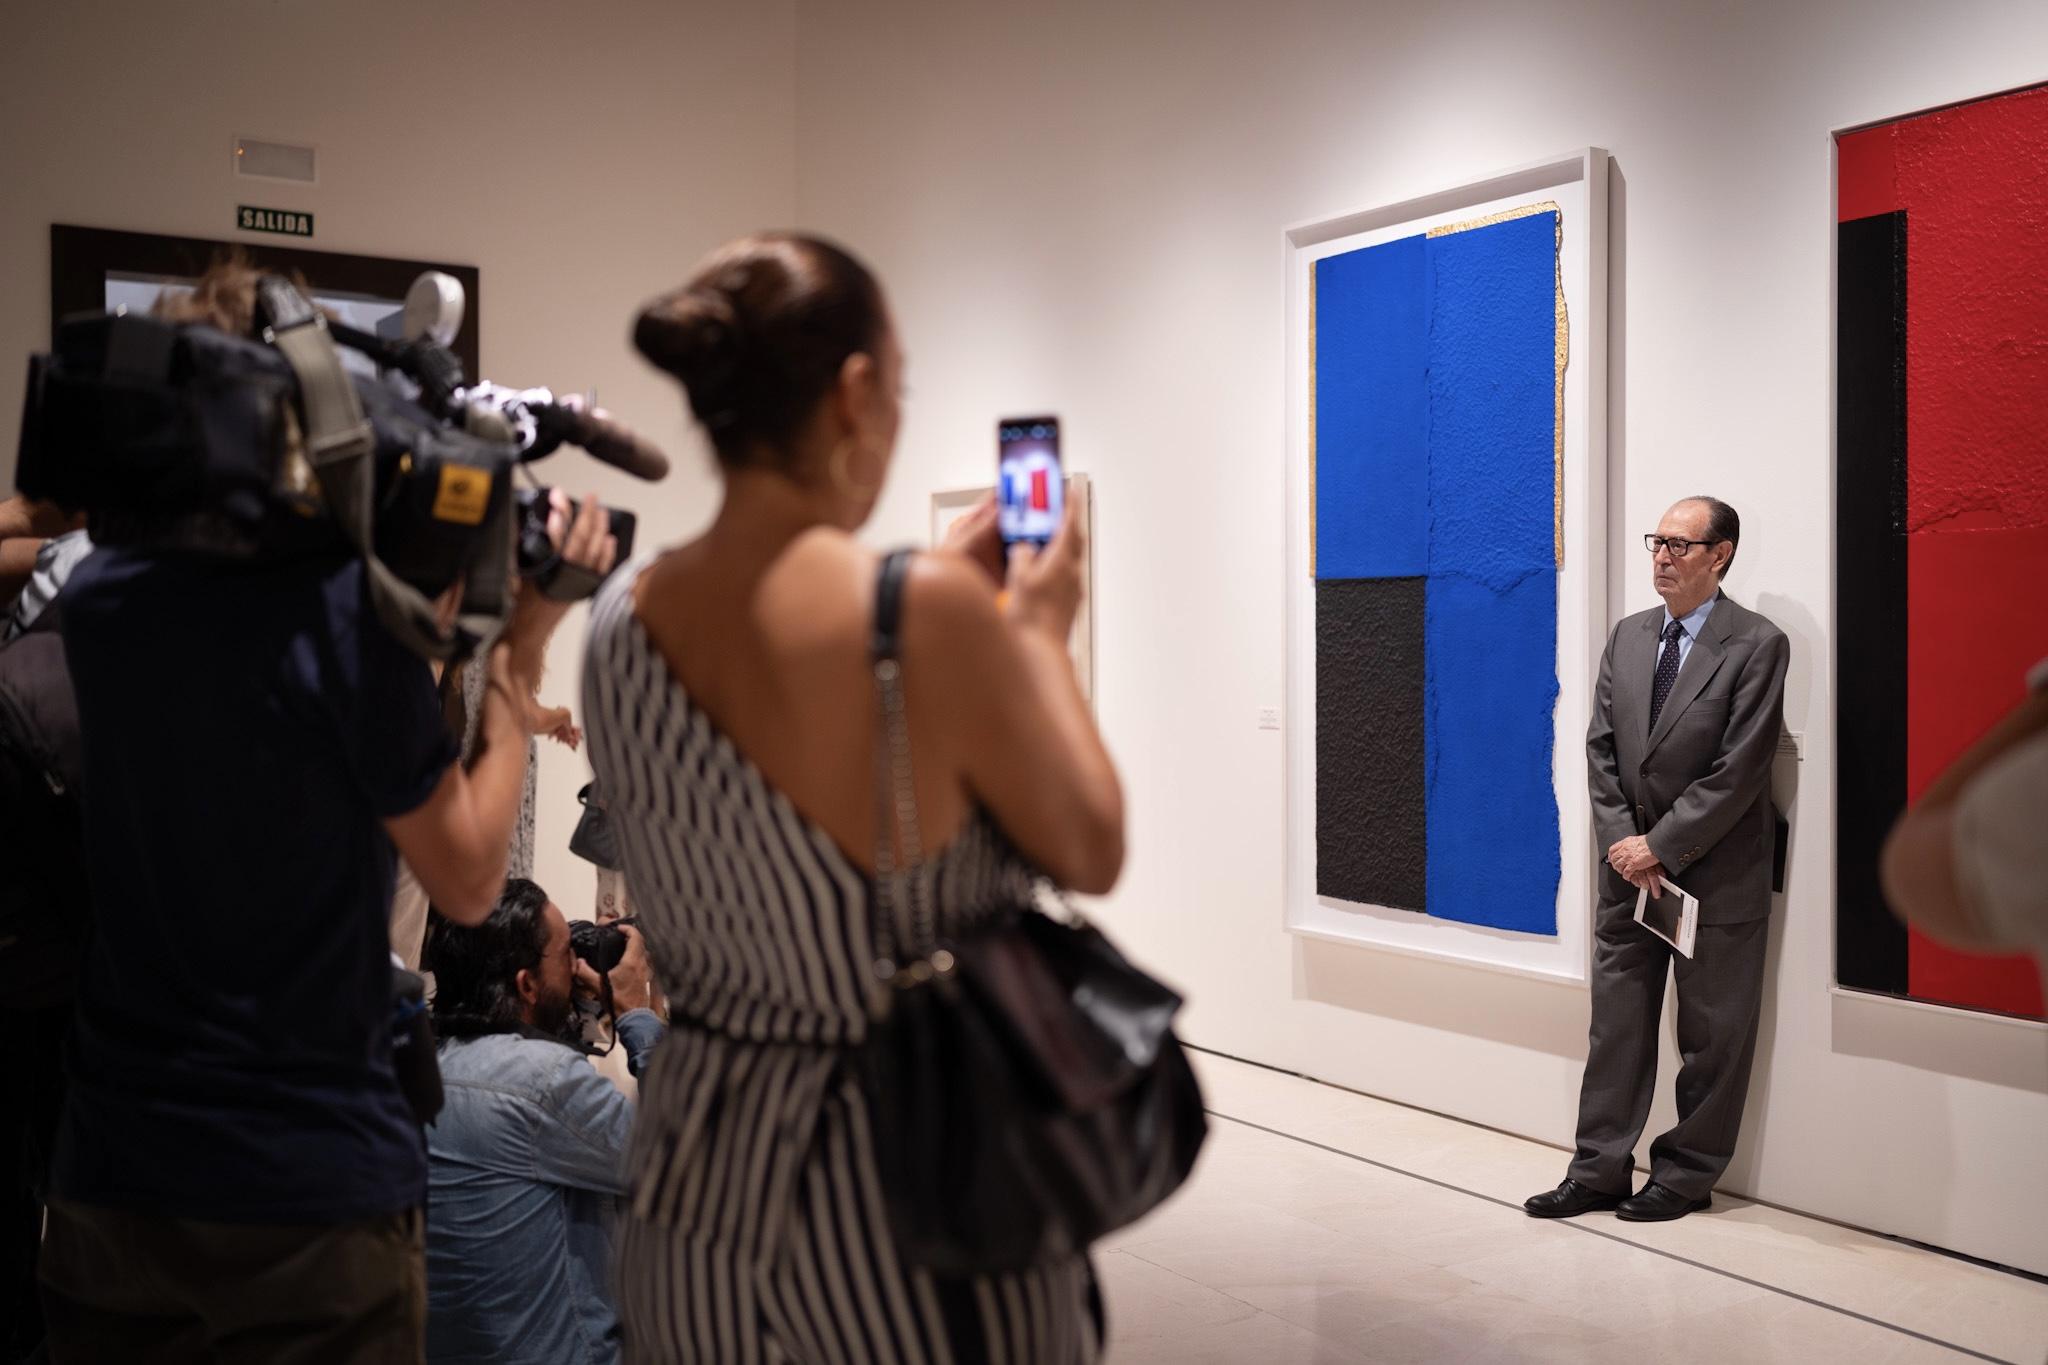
[39,1198,425,1365]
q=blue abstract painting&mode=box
[1312,207,1563,936]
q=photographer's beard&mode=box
[528,978,577,1040]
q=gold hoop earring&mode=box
[828,437,883,500]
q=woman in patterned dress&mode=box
[582,233,1123,1364]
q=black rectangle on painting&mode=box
[1316,577,1427,912]
[1835,210,1909,997]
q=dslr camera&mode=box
[569,915,641,1053]
[569,915,636,979]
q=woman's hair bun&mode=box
[633,287,744,431]
[634,233,885,465]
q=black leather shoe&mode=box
[1616,1182,1711,1222]
[1523,1179,1624,1218]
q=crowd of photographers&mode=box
[0,234,1136,1364]
[0,261,657,1364]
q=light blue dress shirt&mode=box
[425,1009,664,1365]
[1655,593,1719,681]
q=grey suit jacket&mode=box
[1586,594,1790,924]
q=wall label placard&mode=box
[236,205,314,238]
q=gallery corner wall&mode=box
[0,0,800,912]
[792,0,2048,1273]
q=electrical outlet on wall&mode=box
[1258,707,1281,731]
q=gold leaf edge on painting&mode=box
[1309,258,1318,579]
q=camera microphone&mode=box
[393,270,672,483]
[402,272,466,349]
[530,396,671,482]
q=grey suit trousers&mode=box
[1565,900,1768,1201]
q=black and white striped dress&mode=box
[583,565,1101,1365]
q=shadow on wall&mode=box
[1295,937,1588,1059]
[1717,591,1808,1194]
[1719,790,1796,1194]
[1607,159,1630,618]
[1754,591,1818,752]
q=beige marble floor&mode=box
[1096,1051,2048,1364]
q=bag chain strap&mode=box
[871,655,956,996]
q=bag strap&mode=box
[256,277,491,662]
[869,549,943,987]
[872,547,912,666]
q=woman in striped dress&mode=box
[582,233,1125,1364]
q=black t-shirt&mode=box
[54,549,457,1224]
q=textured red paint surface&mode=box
[1907,930,2043,1019]
[1904,526,2048,1017]
[1851,84,2048,1018]
[1835,125,1898,222]
[1896,85,2048,533]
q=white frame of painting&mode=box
[1282,148,1610,985]
[930,473,1096,709]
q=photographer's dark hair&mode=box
[1686,496,1741,575]
[632,233,885,468]
[425,878,552,1040]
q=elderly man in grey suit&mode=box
[1525,496,1790,1223]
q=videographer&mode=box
[421,878,660,1365]
[33,260,618,1363]
[0,553,84,1365]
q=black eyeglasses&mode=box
[1643,534,1722,558]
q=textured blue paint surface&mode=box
[1311,210,1562,936]
[1314,235,1429,579]
[1426,212,1559,590]
[1422,212,1561,933]
[1423,572,1561,933]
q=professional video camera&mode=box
[14,271,667,661]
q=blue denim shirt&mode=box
[424,1010,663,1365]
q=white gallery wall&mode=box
[0,0,798,908]
[792,0,2048,1271]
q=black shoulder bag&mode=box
[569,781,622,870]
[857,549,1206,1277]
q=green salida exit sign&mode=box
[237,205,313,238]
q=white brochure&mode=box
[1633,875,1699,959]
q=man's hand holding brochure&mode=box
[1634,875,1700,958]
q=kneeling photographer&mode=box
[421,880,661,1365]
[22,258,626,1361]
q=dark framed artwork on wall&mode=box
[49,224,481,377]
[1834,81,2048,1022]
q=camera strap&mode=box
[257,278,498,661]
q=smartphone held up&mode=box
[997,415,1063,549]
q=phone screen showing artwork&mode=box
[997,415,1063,548]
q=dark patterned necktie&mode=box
[1649,618,1685,730]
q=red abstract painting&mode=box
[1835,82,2048,1019]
